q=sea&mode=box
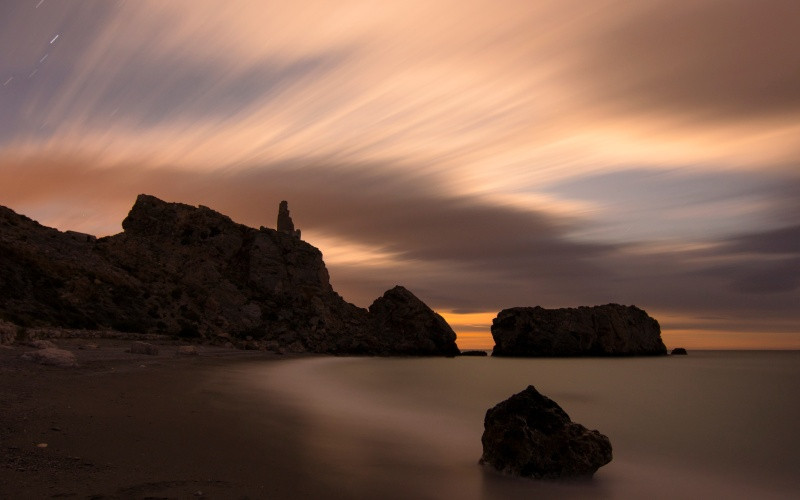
[214,351,800,499]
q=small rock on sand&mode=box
[176,345,200,356]
[21,348,78,367]
[129,341,159,355]
[28,340,57,349]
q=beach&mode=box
[0,339,300,499]
[2,342,799,499]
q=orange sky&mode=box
[1,1,798,349]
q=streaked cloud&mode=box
[1,0,798,348]
[566,0,800,123]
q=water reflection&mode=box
[224,353,800,499]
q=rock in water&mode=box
[671,347,688,355]
[479,385,612,479]
[368,286,460,356]
[491,304,666,356]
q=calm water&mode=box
[220,351,800,499]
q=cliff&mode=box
[0,195,458,355]
[490,304,667,356]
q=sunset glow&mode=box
[1,0,798,349]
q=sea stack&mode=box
[491,304,667,356]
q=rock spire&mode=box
[277,200,300,238]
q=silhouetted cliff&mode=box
[0,195,458,355]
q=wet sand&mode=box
[0,339,304,499]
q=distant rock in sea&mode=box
[671,347,688,355]
[490,304,667,356]
[480,385,612,479]
[459,350,488,357]
[0,195,459,356]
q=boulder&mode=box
[367,286,460,356]
[21,347,78,367]
[129,341,159,355]
[28,339,57,349]
[671,347,688,355]
[491,304,666,357]
[459,350,488,357]
[0,321,15,345]
[480,385,612,479]
[176,345,200,356]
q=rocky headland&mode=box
[0,195,459,356]
[490,304,667,356]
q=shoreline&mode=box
[4,339,799,499]
[0,338,300,499]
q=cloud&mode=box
[541,168,796,243]
[700,224,800,295]
[70,51,351,130]
[565,0,800,124]
[720,226,800,259]
[1,1,798,346]
[2,157,797,328]
[5,0,798,178]
[0,155,612,306]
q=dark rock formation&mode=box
[491,304,666,357]
[367,286,460,356]
[671,347,688,355]
[129,341,159,355]
[0,195,459,356]
[480,385,612,479]
[460,350,488,356]
[276,200,300,238]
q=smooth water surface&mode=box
[217,351,800,499]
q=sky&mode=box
[1,0,798,349]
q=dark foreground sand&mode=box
[0,339,306,499]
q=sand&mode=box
[0,338,300,499]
